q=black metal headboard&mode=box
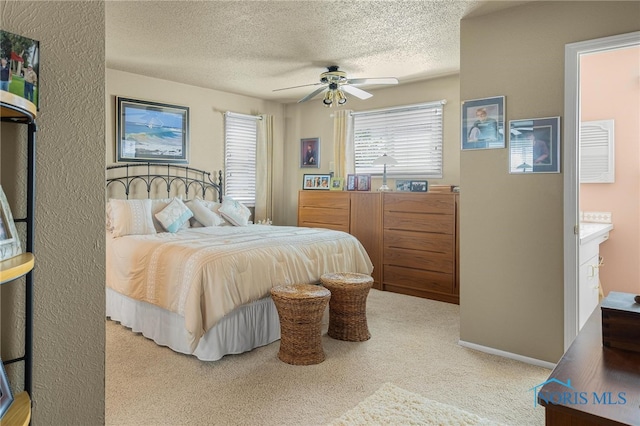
[106,163,223,202]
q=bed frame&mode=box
[105,162,281,361]
[106,162,224,202]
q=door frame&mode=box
[563,31,640,350]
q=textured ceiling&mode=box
[106,1,514,103]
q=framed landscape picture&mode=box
[116,97,189,164]
[0,30,41,109]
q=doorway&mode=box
[563,31,640,350]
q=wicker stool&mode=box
[270,284,331,365]
[320,272,373,341]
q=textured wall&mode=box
[459,1,640,363]
[0,1,105,424]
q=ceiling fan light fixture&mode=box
[336,89,347,105]
[322,90,334,107]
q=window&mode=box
[224,112,258,205]
[352,101,444,178]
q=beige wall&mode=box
[460,1,640,363]
[106,69,287,223]
[580,47,640,296]
[0,1,105,424]
[280,74,461,226]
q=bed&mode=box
[105,163,373,361]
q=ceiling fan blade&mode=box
[347,77,399,86]
[342,85,373,100]
[273,82,324,92]
[298,86,328,103]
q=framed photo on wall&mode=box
[0,30,41,109]
[509,117,560,174]
[0,185,22,262]
[116,97,189,164]
[303,174,331,190]
[461,96,505,150]
[300,137,320,168]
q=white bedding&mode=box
[106,225,373,351]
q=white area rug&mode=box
[329,383,502,425]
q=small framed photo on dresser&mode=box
[356,174,371,191]
[346,174,357,191]
[410,181,428,192]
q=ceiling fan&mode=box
[273,65,399,107]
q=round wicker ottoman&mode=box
[320,272,373,342]
[270,284,331,365]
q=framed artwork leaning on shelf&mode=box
[0,185,22,261]
[0,357,13,420]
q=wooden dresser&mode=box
[382,192,459,304]
[539,306,640,425]
[298,190,459,303]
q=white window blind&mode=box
[580,119,615,183]
[224,112,258,205]
[352,101,445,178]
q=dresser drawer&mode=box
[384,229,453,255]
[383,246,453,274]
[298,191,350,209]
[384,193,454,214]
[299,207,349,232]
[383,264,453,294]
[384,211,453,234]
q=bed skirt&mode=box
[106,288,281,361]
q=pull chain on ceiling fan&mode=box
[273,65,398,107]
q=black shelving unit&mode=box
[0,92,37,423]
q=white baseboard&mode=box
[458,340,557,370]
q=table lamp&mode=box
[372,154,398,191]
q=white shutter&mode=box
[352,101,444,178]
[580,119,614,183]
[224,112,258,205]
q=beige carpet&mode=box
[329,383,503,425]
[106,289,551,425]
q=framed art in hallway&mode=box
[508,116,560,174]
[300,137,320,168]
[0,357,13,420]
[461,96,505,150]
[116,97,189,164]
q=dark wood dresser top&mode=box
[538,307,640,425]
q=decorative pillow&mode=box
[151,198,190,232]
[154,198,194,233]
[218,196,251,226]
[107,199,156,238]
[186,198,225,227]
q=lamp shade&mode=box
[372,154,398,166]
